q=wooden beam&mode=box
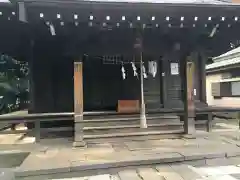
[73,58,85,147]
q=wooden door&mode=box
[143,57,163,111]
[162,52,183,108]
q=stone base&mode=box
[182,134,196,139]
[73,140,86,147]
[184,117,196,135]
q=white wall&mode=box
[206,73,240,107]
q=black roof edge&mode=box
[7,0,240,8]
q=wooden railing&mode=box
[0,112,74,142]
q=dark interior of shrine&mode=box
[0,21,219,113]
[29,26,141,113]
[29,23,202,113]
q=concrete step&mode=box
[85,133,184,143]
[83,116,180,127]
[84,129,184,140]
[84,114,179,121]
[84,123,184,136]
[84,122,183,130]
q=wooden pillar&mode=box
[28,40,35,113]
[199,51,207,103]
[73,59,85,147]
[183,55,196,135]
[161,57,168,108]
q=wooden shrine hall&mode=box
[1,0,240,145]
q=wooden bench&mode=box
[118,100,140,113]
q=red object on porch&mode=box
[118,100,140,113]
[232,0,240,3]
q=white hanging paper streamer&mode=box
[121,65,126,80]
[148,61,158,78]
[131,62,138,77]
[49,24,56,36]
[142,64,147,78]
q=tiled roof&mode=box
[206,56,240,70]
[206,46,240,70]
[85,0,230,4]
[213,46,240,61]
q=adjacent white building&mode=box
[206,47,240,109]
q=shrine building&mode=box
[1,0,240,145]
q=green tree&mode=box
[0,54,29,114]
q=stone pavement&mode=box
[0,118,240,179]
[15,158,240,180]
[74,162,240,180]
[10,130,240,179]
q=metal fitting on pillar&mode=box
[140,60,147,128]
[135,35,147,128]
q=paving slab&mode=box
[170,164,202,180]
[219,136,240,147]
[15,151,72,177]
[180,159,206,167]
[206,157,240,166]
[178,148,226,161]
[194,165,240,177]
[155,165,185,180]
[88,174,111,180]
[231,174,240,180]
[125,139,187,151]
[1,129,240,179]
[11,139,240,178]
[118,170,141,180]
[137,167,165,180]
[70,152,184,172]
[226,150,240,158]
[111,142,129,152]
[0,168,15,180]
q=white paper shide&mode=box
[148,61,158,77]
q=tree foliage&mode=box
[0,54,29,114]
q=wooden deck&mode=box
[0,106,239,120]
[0,110,29,117]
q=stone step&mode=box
[84,122,183,131]
[84,129,184,140]
[84,123,183,135]
[84,114,179,121]
[85,133,184,143]
[83,118,180,127]
[84,124,184,136]
[83,116,180,127]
